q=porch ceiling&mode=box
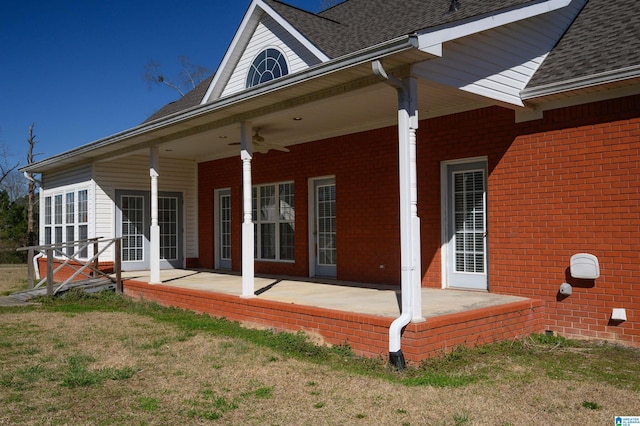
[128,78,493,164]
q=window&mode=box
[78,190,88,258]
[159,197,178,261]
[246,48,289,88]
[44,196,52,245]
[54,195,63,246]
[121,195,144,262]
[65,193,75,256]
[43,189,90,258]
[252,182,294,261]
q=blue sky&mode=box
[0,0,325,166]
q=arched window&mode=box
[246,48,289,88]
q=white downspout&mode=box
[373,60,423,369]
[240,121,256,298]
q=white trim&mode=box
[308,175,336,278]
[202,0,329,104]
[417,0,571,52]
[214,187,232,270]
[521,65,640,100]
[517,82,640,122]
[440,156,488,289]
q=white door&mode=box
[445,162,488,290]
[216,189,232,270]
[311,178,336,278]
[116,190,183,271]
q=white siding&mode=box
[221,15,321,98]
[41,165,92,189]
[93,155,198,262]
[414,0,585,106]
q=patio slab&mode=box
[122,269,528,318]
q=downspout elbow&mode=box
[389,310,410,369]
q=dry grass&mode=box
[3,310,638,426]
[0,264,29,295]
[1,264,639,425]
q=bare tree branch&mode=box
[26,123,38,244]
[0,144,19,186]
[144,56,209,97]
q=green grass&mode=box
[17,290,640,391]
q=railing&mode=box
[16,237,122,296]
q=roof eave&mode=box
[521,65,640,100]
[22,34,420,174]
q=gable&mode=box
[202,0,329,104]
[413,0,584,107]
[219,14,324,99]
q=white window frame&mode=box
[43,187,91,259]
[252,181,295,262]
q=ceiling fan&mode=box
[252,128,290,153]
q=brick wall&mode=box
[196,94,640,347]
[198,127,402,284]
[124,280,544,361]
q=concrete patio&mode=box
[122,269,528,318]
[121,269,545,361]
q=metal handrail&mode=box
[17,237,122,295]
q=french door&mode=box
[116,190,183,271]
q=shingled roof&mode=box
[144,0,638,123]
[267,0,537,58]
[525,0,640,91]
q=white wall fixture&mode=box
[611,308,627,322]
[570,253,600,279]
[559,282,572,296]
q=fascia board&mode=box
[521,65,640,99]
[201,1,260,104]
[23,35,419,174]
[201,0,330,104]
[417,0,571,53]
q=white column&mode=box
[240,122,255,298]
[405,77,424,322]
[396,76,424,323]
[149,147,161,284]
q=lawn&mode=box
[1,264,639,425]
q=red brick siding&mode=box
[198,128,402,284]
[196,94,640,347]
[124,280,544,362]
[490,95,640,345]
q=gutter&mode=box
[521,65,640,100]
[21,35,420,174]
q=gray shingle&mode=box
[527,0,640,89]
[142,74,214,123]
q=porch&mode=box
[122,270,545,362]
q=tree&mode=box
[25,123,39,246]
[0,143,19,187]
[144,55,210,97]
[0,190,28,263]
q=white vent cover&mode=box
[570,253,600,279]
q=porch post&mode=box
[240,122,255,298]
[149,146,161,284]
[397,76,424,322]
[406,77,423,322]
